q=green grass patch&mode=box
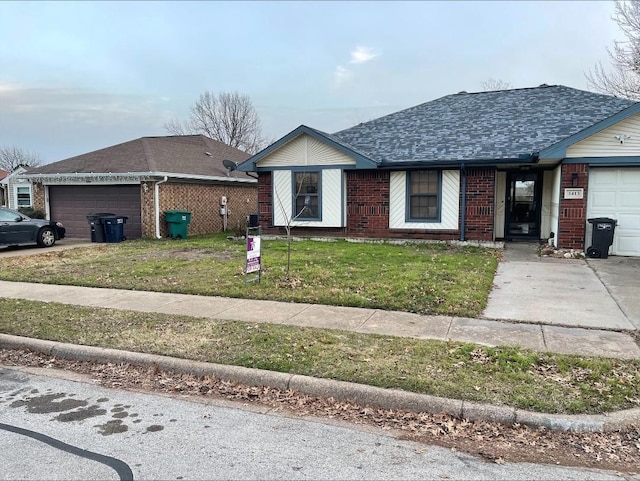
[0,234,499,317]
[1,298,638,415]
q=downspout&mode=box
[460,163,466,241]
[154,176,168,239]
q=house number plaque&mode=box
[564,188,584,199]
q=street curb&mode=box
[1,334,638,433]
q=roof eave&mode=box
[377,155,538,169]
[21,171,257,184]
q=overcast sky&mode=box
[0,1,622,164]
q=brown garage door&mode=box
[49,185,142,239]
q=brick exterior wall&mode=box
[32,183,45,213]
[558,163,588,249]
[464,168,495,241]
[148,181,257,238]
[257,172,273,230]
[256,169,499,242]
[346,170,389,236]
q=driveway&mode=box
[483,243,637,331]
[588,256,640,330]
[0,239,95,258]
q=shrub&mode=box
[18,207,45,219]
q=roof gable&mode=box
[25,135,253,180]
[332,85,637,164]
[237,125,378,171]
[539,103,640,159]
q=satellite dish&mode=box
[222,159,237,172]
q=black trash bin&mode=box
[86,213,115,243]
[586,217,617,259]
[103,216,128,243]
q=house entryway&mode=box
[505,171,541,241]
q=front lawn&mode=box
[1,298,638,415]
[0,234,499,317]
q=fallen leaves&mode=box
[1,348,639,475]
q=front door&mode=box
[506,171,541,240]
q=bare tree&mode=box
[480,78,512,91]
[165,91,267,154]
[0,145,41,172]
[272,173,315,280]
[587,0,640,100]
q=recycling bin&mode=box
[103,216,128,243]
[247,213,259,228]
[586,217,617,259]
[164,210,191,239]
[86,213,115,243]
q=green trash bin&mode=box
[164,210,191,239]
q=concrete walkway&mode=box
[1,280,639,359]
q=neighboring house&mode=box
[238,85,640,257]
[0,167,32,210]
[0,169,8,206]
[23,135,257,239]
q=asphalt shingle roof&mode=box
[331,85,637,163]
[27,135,253,180]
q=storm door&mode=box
[506,171,541,240]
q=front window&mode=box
[293,172,320,220]
[408,170,439,221]
[16,186,31,207]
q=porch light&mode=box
[571,173,579,187]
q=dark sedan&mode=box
[0,207,66,248]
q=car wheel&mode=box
[37,227,56,247]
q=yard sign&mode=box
[245,228,262,284]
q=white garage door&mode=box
[587,168,640,256]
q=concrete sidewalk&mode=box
[1,280,639,359]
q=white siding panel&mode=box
[587,168,640,256]
[567,114,640,158]
[540,170,553,239]
[549,166,561,247]
[272,170,292,226]
[389,170,459,230]
[307,137,355,165]
[273,169,345,228]
[494,172,506,238]
[259,134,356,168]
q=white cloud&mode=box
[350,46,378,64]
[333,65,352,87]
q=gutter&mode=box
[460,163,466,242]
[22,171,257,184]
[376,155,537,170]
[155,176,168,239]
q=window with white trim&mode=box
[293,171,320,220]
[408,170,440,221]
[15,186,31,208]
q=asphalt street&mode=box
[0,366,625,481]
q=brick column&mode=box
[32,183,46,213]
[558,164,588,249]
[257,172,274,230]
